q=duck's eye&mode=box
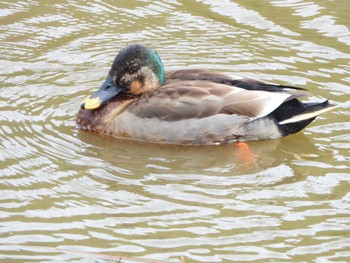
[128,63,139,73]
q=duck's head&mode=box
[81,44,165,110]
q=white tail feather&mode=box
[279,105,336,125]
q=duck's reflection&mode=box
[78,130,319,175]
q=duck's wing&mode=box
[127,78,308,122]
[166,69,306,92]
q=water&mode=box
[1,0,349,262]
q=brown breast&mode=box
[76,94,133,136]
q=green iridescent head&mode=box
[81,44,165,110]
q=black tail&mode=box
[271,99,336,136]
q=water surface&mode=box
[1,0,350,262]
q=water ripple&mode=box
[0,0,349,262]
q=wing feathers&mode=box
[128,78,305,121]
[221,90,292,118]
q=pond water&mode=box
[1,0,350,262]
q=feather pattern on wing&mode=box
[127,69,308,121]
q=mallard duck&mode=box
[76,44,335,145]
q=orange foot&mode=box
[234,141,256,167]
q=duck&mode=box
[76,44,336,145]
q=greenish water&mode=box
[1,0,349,262]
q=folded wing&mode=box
[128,70,308,122]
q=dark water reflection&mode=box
[1,0,350,262]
